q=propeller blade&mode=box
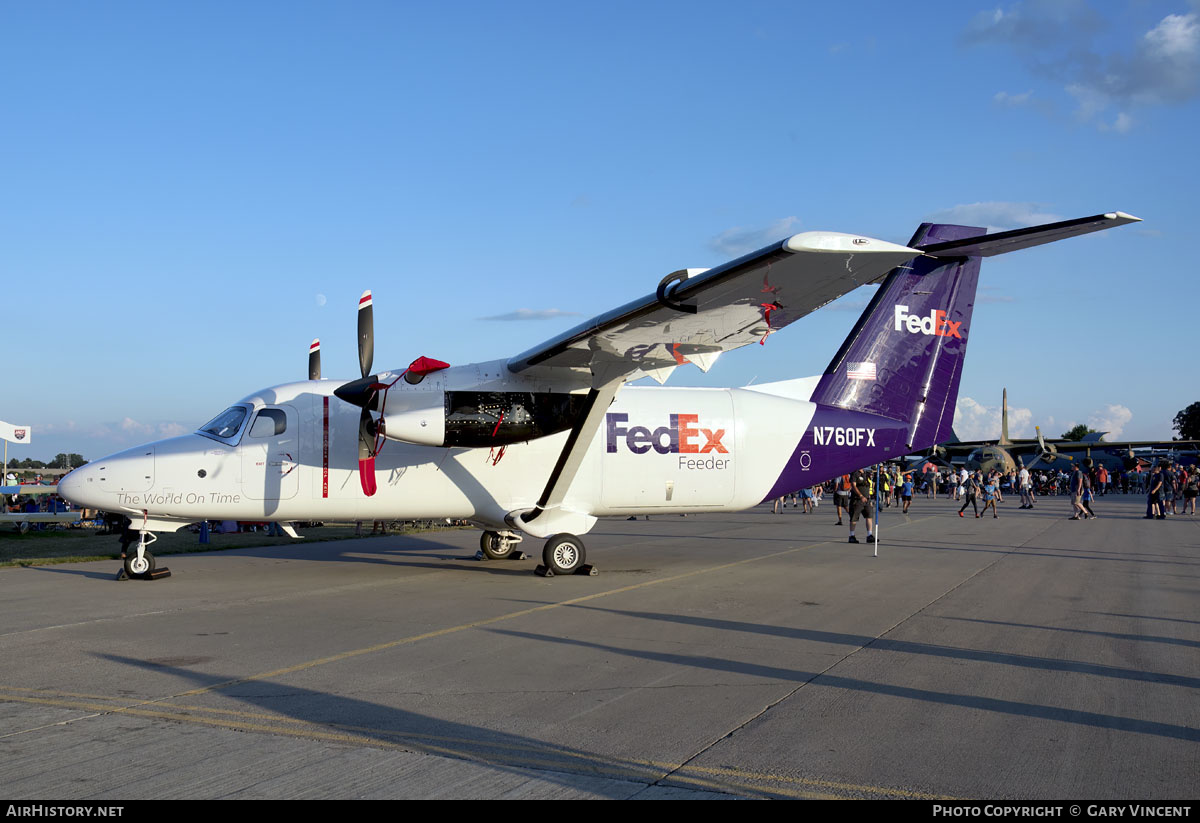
[357,290,374,379]
[358,408,377,497]
[308,339,321,381]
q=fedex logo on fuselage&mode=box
[606,413,728,455]
[893,305,962,338]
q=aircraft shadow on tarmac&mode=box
[1088,612,1200,626]
[561,605,1200,690]
[937,616,1200,651]
[24,565,122,581]
[94,653,701,798]
[879,537,1200,571]
[486,620,1200,744]
[201,534,541,577]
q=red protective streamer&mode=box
[759,302,780,345]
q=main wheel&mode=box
[124,549,156,577]
[542,533,585,575]
[479,530,514,560]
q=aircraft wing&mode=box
[918,212,1141,258]
[507,232,921,382]
[1060,439,1200,453]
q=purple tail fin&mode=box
[809,222,984,452]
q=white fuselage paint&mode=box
[61,378,816,534]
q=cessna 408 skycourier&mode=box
[60,212,1139,577]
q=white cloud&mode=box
[115,418,191,439]
[964,6,1200,131]
[708,216,800,257]
[1087,404,1133,440]
[159,422,189,438]
[120,417,152,435]
[953,395,1035,441]
[479,308,582,322]
[925,202,1062,232]
[1099,111,1135,133]
[978,286,1016,304]
[1143,13,1199,63]
[993,90,1034,106]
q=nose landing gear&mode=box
[117,530,170,581]
[477,530,527,561]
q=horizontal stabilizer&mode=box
[918,212,1140,258]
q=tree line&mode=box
[6,454,88,470]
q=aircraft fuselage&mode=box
[60,371,908,536]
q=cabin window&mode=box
[249,408,287,438]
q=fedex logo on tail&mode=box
[606,413,728,455]
[894,305,963,338]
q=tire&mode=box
[124,549,156,577]
[479,531,513,560]
[542,533,585,575]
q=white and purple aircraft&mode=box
[59,212,1139,577]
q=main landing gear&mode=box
[477,530,596,577]
[536,533,596,577]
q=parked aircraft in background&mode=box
[60,212,1140,577]
[923,389,1197,474]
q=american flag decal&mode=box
[847,362,876,380]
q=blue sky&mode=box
[2,0,1198,461]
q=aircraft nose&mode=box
[56,465,92,508]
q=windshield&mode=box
[198,405,250,442]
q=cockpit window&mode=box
[198,406,249,442]
[249,408,287,437]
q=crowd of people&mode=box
[770,458,1197,543]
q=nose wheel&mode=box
[118,530,169,580]
[478,530,525,561]
[125,549,156,576]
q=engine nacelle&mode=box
[380,390,588,448]
[379,394,446,447]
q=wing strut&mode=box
[508,360,628,538]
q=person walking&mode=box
[959,471,980,518]
[833,473,851,526]
[981,474,999,519]
[1146,464,1164,519]
[1181,468,1197,515]
[1018,464,1033,509]
[848,467,875,544]
[1068,462,1089,520]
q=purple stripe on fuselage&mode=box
[762,405,909,501]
